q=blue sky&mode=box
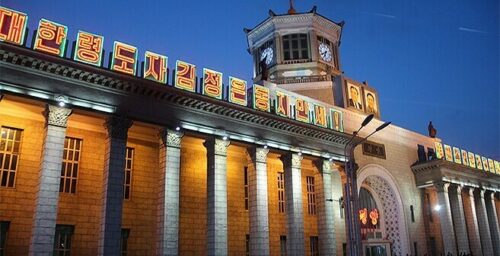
[4,0,499,159]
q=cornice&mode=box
[0,43,352,154]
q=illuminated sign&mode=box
[74,31,104,66]
[228,77,247,106]
[8,5,500,173]
[359,208,379,226]
[34,19,67,57]
[330,109,344,132]
[475,155,483,170]
[111,41,137,75]
[295,98,309,123]
[369,209,379,225]
[488,159,495,174]
[359,208,368,225]
[434,142,444,159]
[461,150,468,166]
[202,68,223,99]
[453,147,461,164]
[275,91,290,117]
[313,104,327,128]
[468,152,476,168]
[144,51,167,83]
[444,145,453,162]
[253,85,270,112]
[175,60,196,92]
[0,6,27,45]
[481,157,489,171]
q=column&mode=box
[29,105,72,256]
[98,115,133,256]
[204,138,230,256]
[475,189,494,256]
[315,160,336,255]
[434,182,457,255]
[246,147,270,255]
[463,187,482,256]
[156,129,183,255]
[281,153,305,256]
[485,191,500,254]
[448,185,470,254]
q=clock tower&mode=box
[245,4,344,105]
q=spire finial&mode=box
[288,0,296,14]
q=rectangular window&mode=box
[277,172,285,213]
[280,235,287,256]
[413,241,418,256]
[60,137,82,194]
[0,221,10,256]
[339,197,345,219]
[54,225,74,256]
[310,236,319,256]
[342,243,347,256]
[307,176,316,215]
[121,229,130,256]
[244,166,248,210]
[410,205,415,222]
[124,147,134,200]
[245,234,250,256]
[0,127,22,188]
[282,33,309,61]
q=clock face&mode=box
[319,43,333,63]
[260,47,274,65]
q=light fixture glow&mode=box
[175,127,180,131]
[58,101,65,107]
[222,136,228,141]
[434,205,441,211]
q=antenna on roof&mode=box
[288,0,296,14]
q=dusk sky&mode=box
[4,0,499,159]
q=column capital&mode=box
[434,182,451,193]
[44,104,72,128]
[280,153,303,169]
[204,138,230,156]
[314,159,333,174]
[159,128,184,148]
[105,115,133,140]
[477,189,486,198]
[246,147,269,163]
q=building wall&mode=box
[1,95,498,256]
[0,99,45,255]
[339,107,436,255]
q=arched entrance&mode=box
[357,164,410,256]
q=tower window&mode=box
[283,33,309,61]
